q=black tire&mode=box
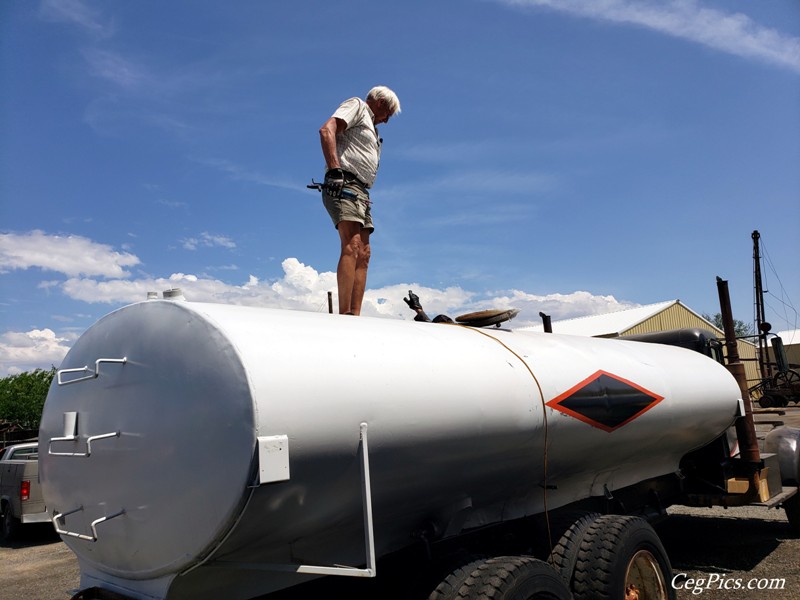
[454,556,572,600]
[1,504,20,543]
[785,493,800,534]
[758,394,775,408]
[427,557,488,600]
[573,515,675,600]
[547,512,601,586]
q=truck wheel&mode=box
[785,493,800,534]
[547,512,601,586]
[427,556,487,600]
[2,505,20,543]
[450,556,572,600]
[573,515,675,600]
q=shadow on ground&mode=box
[1,522,60,550]
[657,513,792,573]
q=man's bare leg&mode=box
[349,229,371,315]
[336,221,364,314]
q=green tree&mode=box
[702,313,754,338]
[0,368,57,430]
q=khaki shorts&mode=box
[322,182,374,233]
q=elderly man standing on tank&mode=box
[319,85,401,316]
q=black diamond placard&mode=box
[546,370,664,432]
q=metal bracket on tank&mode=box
[57,357,127,386]
[48,430,120,457]
[52,506,125,542]
[212,422,377,578]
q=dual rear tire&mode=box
[427,514,673,600]
[570,515,674,600]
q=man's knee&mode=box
[341,235,363,257]
[356,243,371,267]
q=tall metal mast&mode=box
[752,230,771,380]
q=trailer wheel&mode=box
[758,394,775,408]
[547,512,601,585]
[449,556,571,600]
[773,370,800,390]
[573,515,675,600]
[785,493,800,534]
[1,503,20,543]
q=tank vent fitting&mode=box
[163,288,186,301]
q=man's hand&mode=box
[324,168,345,198]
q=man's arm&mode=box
[319,117,347,169]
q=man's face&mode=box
[372,101,394,125]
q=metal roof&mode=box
[775,329,800,346]
[520,300,709,337]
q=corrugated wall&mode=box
[736,340,760,391]
[621,303,761,392]
[622,303,709,335]
[768,342,800,370]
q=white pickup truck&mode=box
[0,441,50,542]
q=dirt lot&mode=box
[3,408,798,600]
[4,502,797,599]
[0,524,79,599]
[662,504,798,599]
[3,504,797,600]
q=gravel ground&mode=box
[662,504,799,599]
[3,408,798,600]
[0,524,79,599]
[3,496,796,599]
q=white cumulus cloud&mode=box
[0,328,76,375]
[1,232,639,375]
[0,231,140,278]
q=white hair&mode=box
[367,86,401,115]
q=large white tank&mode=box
[39,300,741,599]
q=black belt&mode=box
[342,170,368,189]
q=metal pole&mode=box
[716,276,760,464]
[328,291,333,315]
[752,230,771,380]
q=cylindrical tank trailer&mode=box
[39,299,742,599]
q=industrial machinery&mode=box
[39,294,799,600]
[750,231,800,408]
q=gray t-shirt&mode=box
[331,97,381,187]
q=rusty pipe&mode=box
[716,276,760,464]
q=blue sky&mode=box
[1,0,798,375]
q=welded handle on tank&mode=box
[57,357,128,386]
[52,506,125,542]
[48,430,121,457]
